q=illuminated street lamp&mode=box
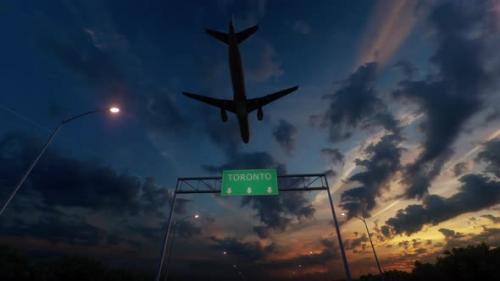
[0,106,121,217]
[341,213,385,279]
[163,213,200,281]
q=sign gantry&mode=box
[155,172,352,281]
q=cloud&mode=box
[264,238,340,268]
[393,1,497,199]
[247,42,284,82]
[453,162,468,177]
[438,228,464,240]
[202,150,314,238]
[317,62,398,142]
[384,174,500,236]
[0,132,146,212]
[210,237,275,262]
[273,119,298,155]
[0,132,191,248]
[476,139,500,178]
[345,233,368,251]
[243,192,315,238]
[393,60,417,79]
[39,16,188,139]
[0,207,103,246]
[321,148,344,165]
[439,227,500,249]
[292,20,311,34]
[481,214,500,223]
[340,133,403,218]
[203,151,285,174]
[355,0,419,68]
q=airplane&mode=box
[183,21,298,143]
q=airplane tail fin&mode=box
[205,25,258,45]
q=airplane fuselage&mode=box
[227,25,250,143]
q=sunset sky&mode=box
[1,0,499,280]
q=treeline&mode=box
[0,245,152,281]
[357,243,500,281]
[1,243,499,280]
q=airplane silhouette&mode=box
[183,21,298,143]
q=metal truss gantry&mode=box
[155,173,352,281]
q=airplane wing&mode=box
[182,92,236,112]
[246,86,299,112]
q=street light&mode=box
[341,213,385,279]
[0,106,120,217]
[163,213,200,281]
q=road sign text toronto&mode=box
[221,169,278,196]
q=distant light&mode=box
[223,251,227,255]
[309,251,313,255]
[341,212,346,216]
[298,264,302,268]
[194,214,200,219]
[109,106,120,114]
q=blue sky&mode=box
[1,1,500,280]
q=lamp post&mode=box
[342,213,385,279]
[325,176,352,281]
[0,106,120,217]
[163,213,200,281]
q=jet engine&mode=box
[257,107,264,121]
[220,108,228,122]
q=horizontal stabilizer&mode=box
[247,86,299,112]
[205,29,229,44]
[236,25,258,43]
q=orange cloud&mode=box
[355,0,419,69]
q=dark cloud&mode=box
[273,119,297,155]
[345,233,368,251]
[173,220,202,238]
[438,228,464,240]
[321,148,344,165]
[453,162,468,177]
[0,132,172,215]
[0,208,103,246]
[203,151,286,174]
[317,62,398,142]
[393,60,417,79]
[439,227,500,249]
[484,108,500,124]
[340,133,402,218]
[243,191,315,238]
[481,214,500,223]
[384,174,500,236]
[39,16,188,137]
[393,1,497,199]
[210,237,275,262]
[0,131,193,250]
[476,139,500,178]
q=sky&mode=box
[0,0,500,280]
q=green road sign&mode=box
[221,169,279,196]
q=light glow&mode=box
[109,106,120,114]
